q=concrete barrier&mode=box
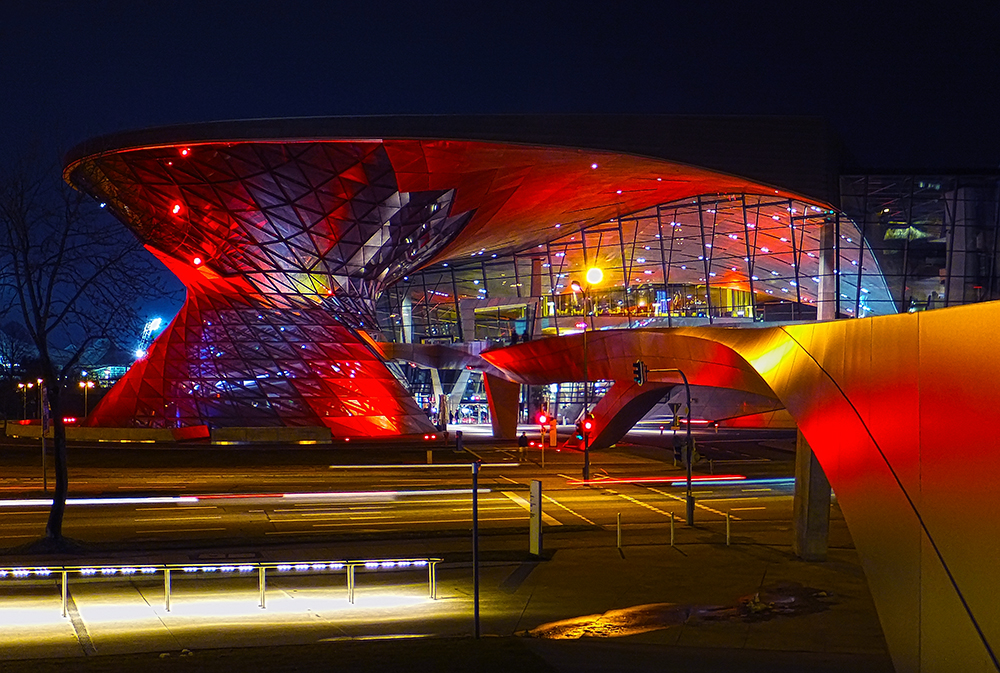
[5,425,209,442]
[210,426,333,444]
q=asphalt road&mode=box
[0,429,812,548]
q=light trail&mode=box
[0,488,493,509]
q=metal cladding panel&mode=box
[918,304,1000,669]
[483,300,1000,672]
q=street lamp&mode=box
[17,382,33,420]
[571,267,603,482]
[79,380,95,417]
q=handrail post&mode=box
[258,566,266,609]
[61,570,68,618]
[164,568,171,612]
[348,564,355,604]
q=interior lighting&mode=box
[180,148,191,156]
[192,257,203,266]
[616,190,622,194]
[585,267,604,285]
[171,203,182,215]
[591,163,598,169]
[760,247,770,253]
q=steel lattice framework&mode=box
[65,125,822,434]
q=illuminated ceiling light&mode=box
[772,215,780,221]
[780,237,788,242]
[616,190,623,195]
[99,202,107,208]
[192,256,203,266]
[591,163,598,169]
[180,148,191,156]
[760,247,770,253]
[657,177,662,181]
[171,203,182,215]
[586,267,604,285]
[644,270,653,274]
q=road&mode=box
[0,430,814,548]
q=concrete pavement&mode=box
[0,524,892,672]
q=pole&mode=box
[472,460,481,638]
[39,383,46,493]
[650,367,695,525]
[259,566,266,608]
[726,511,731,546]
[670,512,675,546]
[617,512,622,549]
[582,303,590,482]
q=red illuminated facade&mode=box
[65,120,799,434]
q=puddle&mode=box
[520,582,834,639]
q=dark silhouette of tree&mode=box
[0,160,172,547]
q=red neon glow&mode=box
[566,475,746,486]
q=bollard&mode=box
[164,568,171,612]
[617,513,622,549]
[726,511,731,546]
[670,512,675,546]
[426,448,433,464]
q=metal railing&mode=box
[0,557,441,616]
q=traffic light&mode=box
[582,414,594,435]
[537,411,548,425]
[632,360,647,385]
[574,421,584,440]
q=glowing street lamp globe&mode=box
[585,267,604,285]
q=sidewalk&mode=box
[0,532,893,672]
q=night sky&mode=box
[3,1,999,171]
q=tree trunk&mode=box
[44,377,68,540]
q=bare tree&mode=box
[0,160,172,547]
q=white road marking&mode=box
[501,492,562,526]
[542,494,596,525]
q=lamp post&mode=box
[571,267,603,482]
[17,382,34,420]
[79,380,95,417]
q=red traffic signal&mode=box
[582,416,594,433]
[537,412,549,425]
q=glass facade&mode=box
[381,191,895,346]
[841,175,1000,313]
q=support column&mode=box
[817,220,837,321]
[483,372,519,440]
[401,295,414,343]
[792,430,831,561]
